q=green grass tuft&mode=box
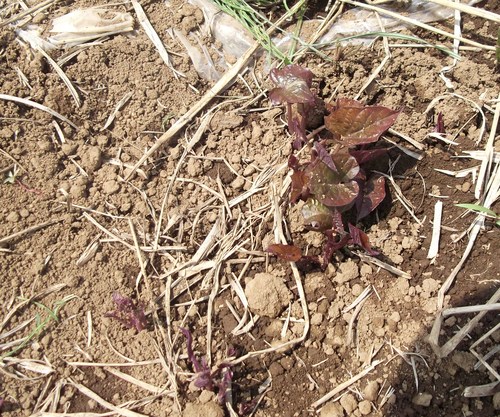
[2,295,75,358]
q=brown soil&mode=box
[1,1,499,417]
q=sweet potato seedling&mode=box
[180,327,234,404]
[105,292,147,332]
[268,64,400,268]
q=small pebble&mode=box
[444,316,457,327]
[351,283,363,296]
[243,165,256,176]
[231,177,245,190]
[389,311,401,323]
[311,313,323,326]
[412,392,432,407]
[6,211,20,222]
[198,389,214,404]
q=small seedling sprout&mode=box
[3,165,20,185]
[2,295,75,358]
[456,203,500,227]
[105,292,147,332]
[180,327,235,403]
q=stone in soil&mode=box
[412,392,433,407]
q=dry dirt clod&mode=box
[61,143,78,155]
[334,259,359,284]
[339,393,358,414]
[79,145,102,174]
[451,351,476,372]
[182,401,224,417]
[493,392,500,410]
[358,399,372,415]
[102,179,120,195]
[422,278,440,296]
[245,272,291,318]
[320,401,345,417]
[311,312,324,326]
[363,380,379,402]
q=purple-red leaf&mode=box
[330,152,359,180]
[312,142,338,173]
[217,367,233,404]
[111,292,135,311]
[322,229,350,268]
[105,293,147,332]
[332,98,364,110]
[349,148,388,165]
[307,158,359,207]
[193,357,214,390]
[288,154,300,170]
[325,99,400,146]
[180,327,214,391]
[180,327,201,372]
[348,224,378,255]
[269,64,315,105]
[289,114,307,150]
[267,244,302,262]
[290,170,309,203]
[356,176,386,220]
[312,181,359,208]
[433,111,445,134]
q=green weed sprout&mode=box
[2,295,75,358]
[213,0,310,64]
[456,203,500,227]
[3,165,20,185]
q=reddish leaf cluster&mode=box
[180,328,234,404]
[267,64,400,269]
[105,292,147,332]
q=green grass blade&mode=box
[317,32,461,59]
[1,296,75,358]
[456,203,498,218]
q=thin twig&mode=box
[0,219,62,246]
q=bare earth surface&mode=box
[0,1,499,416]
